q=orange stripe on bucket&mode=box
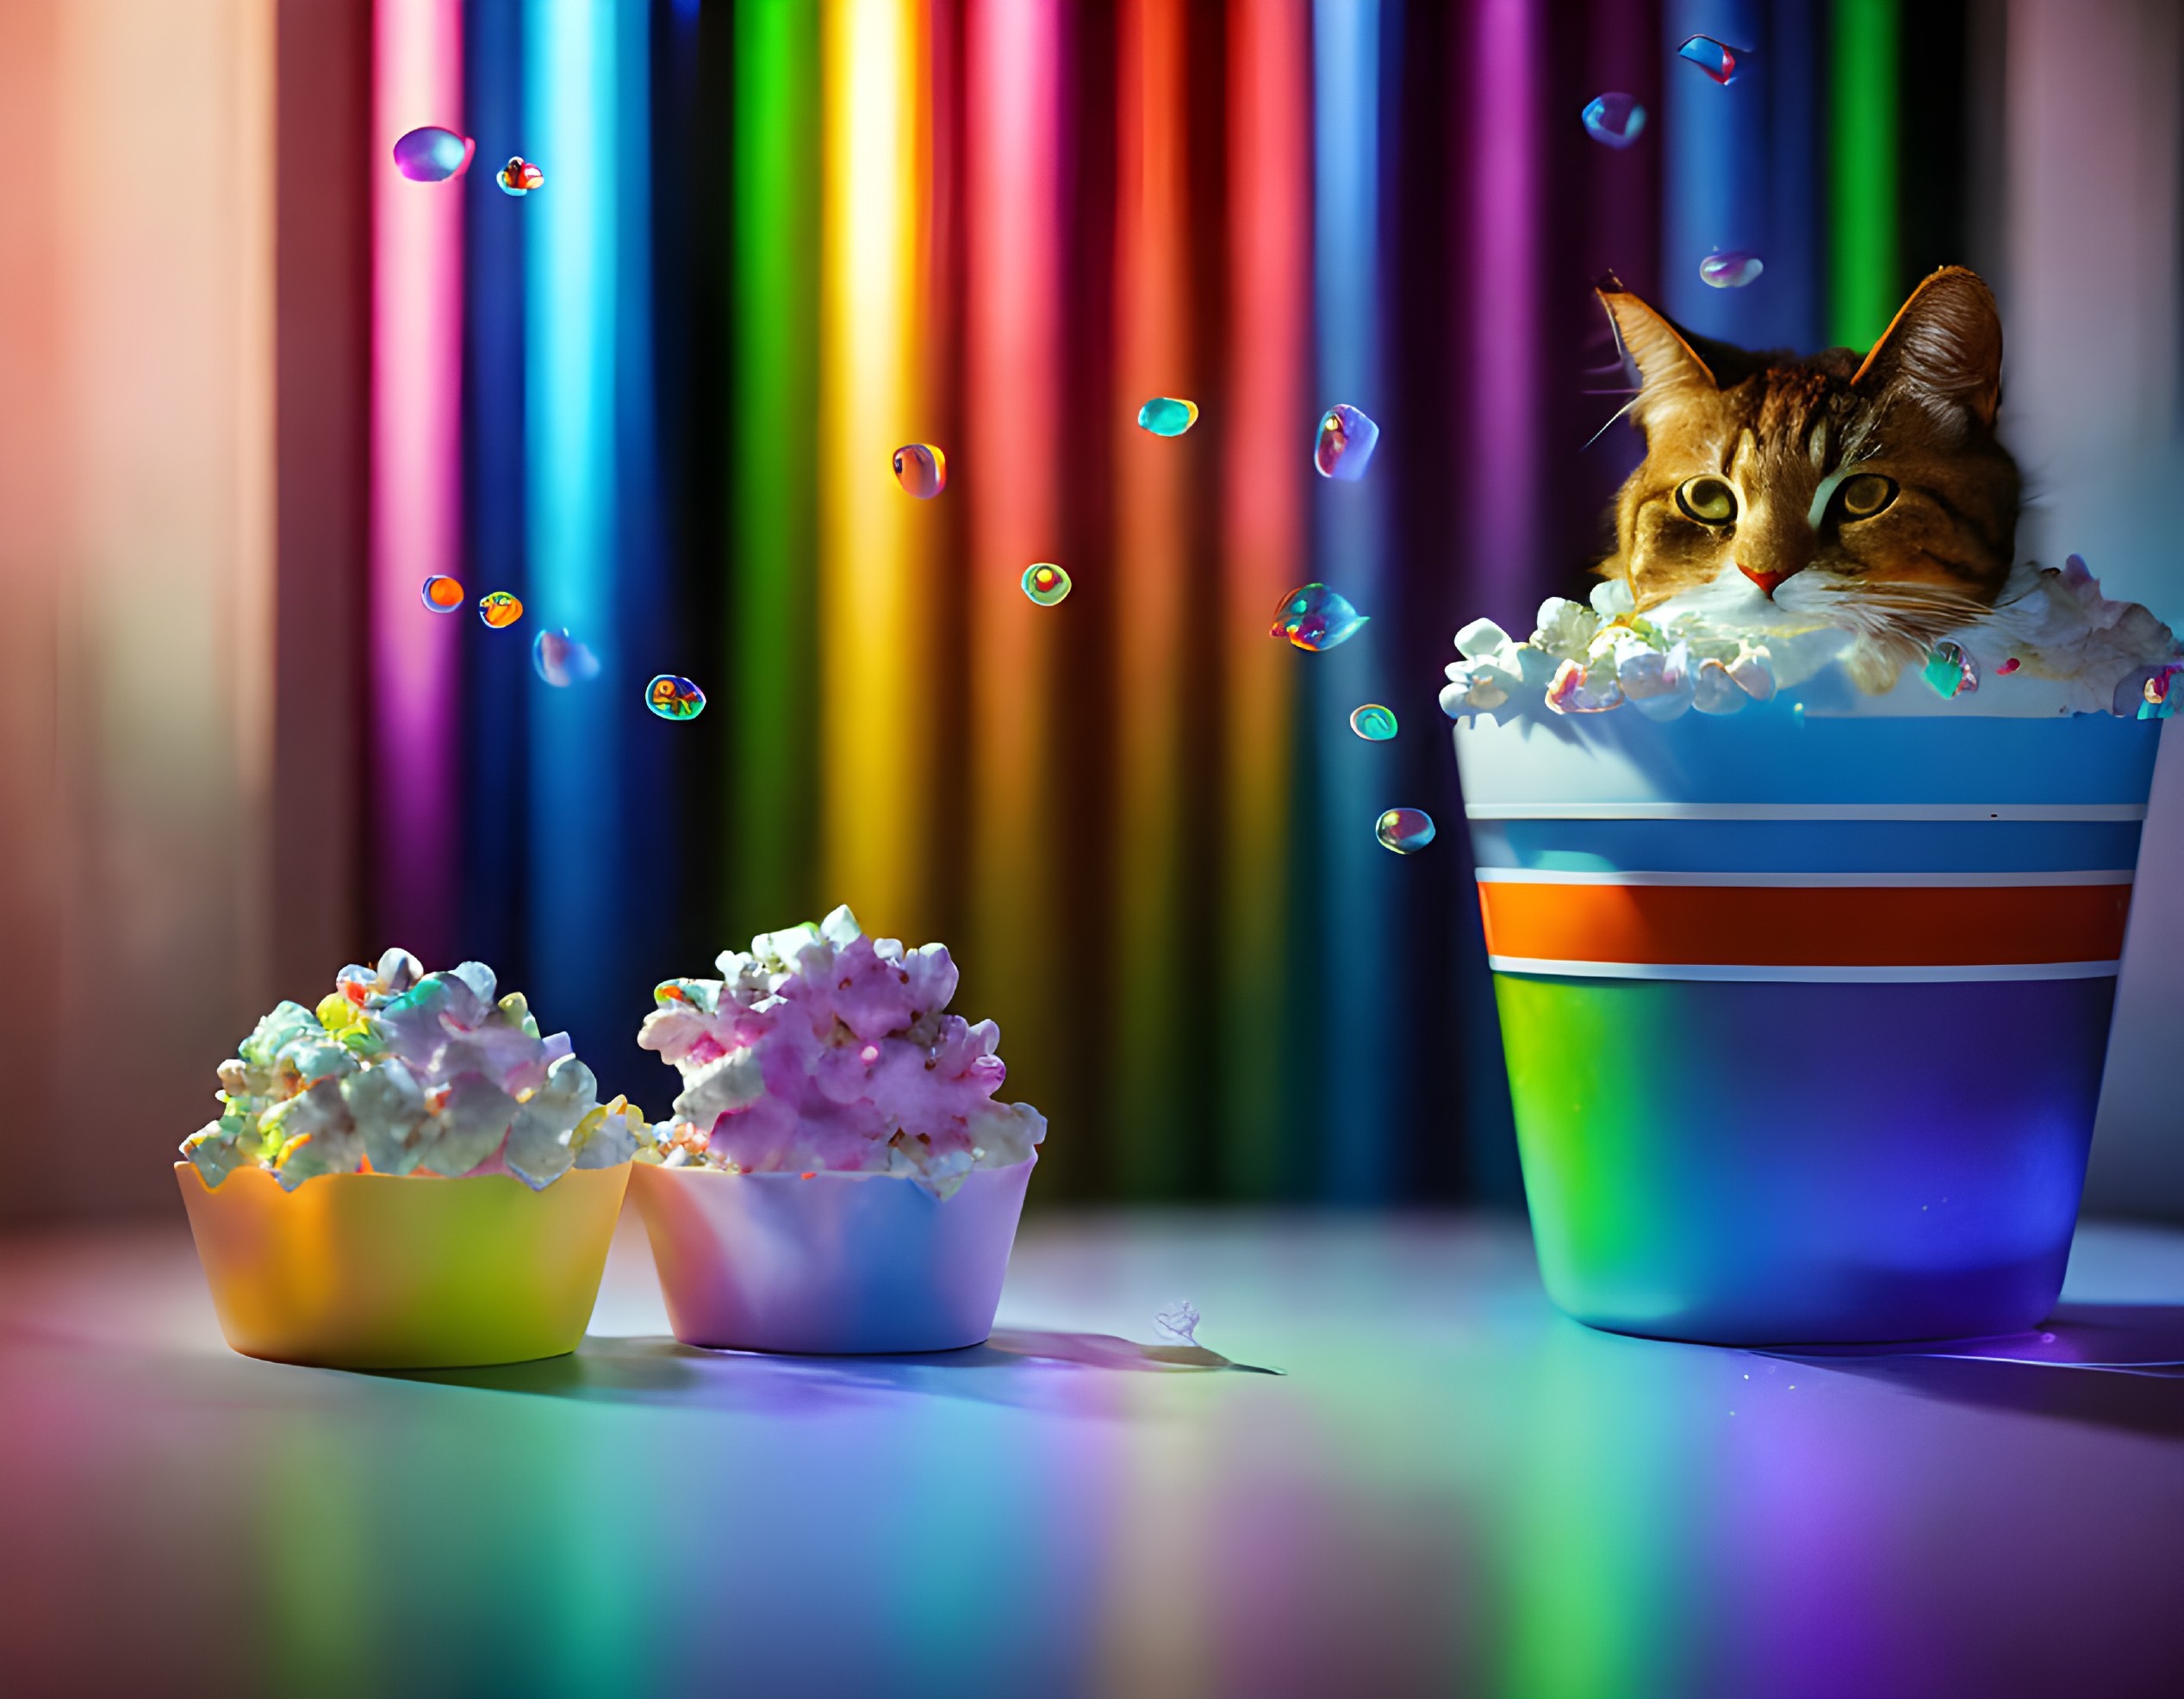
[1476,881,2132,968]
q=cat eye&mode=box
[1674,476,1739,526]
[1837,474,1899,520]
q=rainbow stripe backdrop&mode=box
[362,0,1985,1204]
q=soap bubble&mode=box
[1349,703,1398,740]
[646,675,706,720]
[392,126,474,183]
[1271,582,1369,652]
[1579,93,1646,148]
[1375,807,1435,854]
[1921,641,1977,700]
[532,628,600,687]
[1699,250,1764,289]
[420,575,464,613]
[1677,34,1743,84]
[1021,563,1072,607]
[1136,397,1200,437]
[1154,1301,1201,1345]
[477,590,524,629]
[1314,403,1380,481]
[893,443,947,499]
[495,156,544,196]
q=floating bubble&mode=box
[1579,93,1646,148]
[1699,250,1764,289]
[1314,403,1380,481]
[1137,397,1200,437]
[477,591,524,629]
[1677,34,1744,84]
[1349,703,1398,740]
[1021,563,1072,607]
[892,443,947,498]
[1271,582,1369,652]
[1154,1301,1201,1345]
[1921,640,1977,700]
[532,628,600,687]
[1375,807,1436,855]
[495,156,544,196]
[392,126,475,183]
[646,675,706,721]
[420,575,464,613]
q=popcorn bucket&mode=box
[1452,704,2162,1344]
[177,1163,629,1368]
[627,1157,1036,1354]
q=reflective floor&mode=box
[4,1210,2182,1697]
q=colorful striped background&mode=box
[365,0,2112,1204]
[8,1,2181,1218]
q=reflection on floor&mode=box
[3,1210,2183,1697]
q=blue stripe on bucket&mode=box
[1474,868,2135,887]
[1465,818,2148,875]
[1488,959,2122,983]
[1451,712,2162,809]
[1462,802,2146,821]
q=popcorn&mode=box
[1454,618,1512,659]
[1589,577,1638,617]
[1440,556,2181,725]
[1613,644,1674,700]
[181,952,653,1191]
[1545,658,1624,714]
[1727,646,1776,702]
[1690,657,1748,715]
[342,1061,428,1176]
[638,906,1048,1199]
[1440,658,1513,716]
[2140,665,2180,721]
[1532,597,1601,662]
[1958,555,2180,715]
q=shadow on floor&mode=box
[358,1326,1283,1412]
[1771,1304,2184,1440]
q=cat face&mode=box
[1599,268,2019,683]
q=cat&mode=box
[1596,266,2019,692]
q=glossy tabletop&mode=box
[3,1209,2181,1697]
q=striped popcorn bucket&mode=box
[1452,703,2163,1344]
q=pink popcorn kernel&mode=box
[637,906,1048,1198]
[1544,657,1624,715]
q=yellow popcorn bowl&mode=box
[175,1161,629,1368]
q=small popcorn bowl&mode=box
[627,1156,1036,1354]
[176,1163,629,1368]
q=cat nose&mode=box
[1738,562,1790,598]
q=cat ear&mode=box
[1852,266,2003,430]
[1596,285,1717,401]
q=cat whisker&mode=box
[1578,398,1639,451]
[1799,577,1988,613]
